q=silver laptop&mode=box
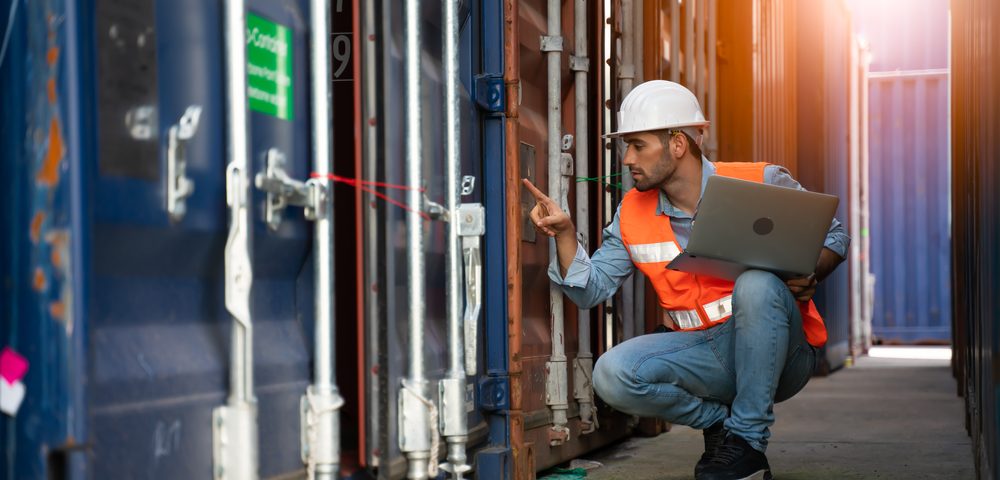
[666,175,840,281]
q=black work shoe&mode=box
[695,434,772,480]
[694,421,727,476]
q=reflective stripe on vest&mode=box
[703,295,734,322]
[628,241,682,264]
[668,294,733,328]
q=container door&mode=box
[87,0,312,477]
[244,0,315,476]
[362,1,489,477]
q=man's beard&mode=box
[631,155,673,191]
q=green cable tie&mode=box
[575,172,622,183]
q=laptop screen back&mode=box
[682,175,839,277]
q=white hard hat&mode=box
[605,80,710,138]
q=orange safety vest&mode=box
[618,162,828,347]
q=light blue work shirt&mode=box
[548,157,851,310]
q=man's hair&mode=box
[656,129,703,160]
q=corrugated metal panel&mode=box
[952,0,1000,477]
[751,0,798,172]
[868,73,951,343]
[849,0,951,345]
[846,0,948,72]
[794,0,856,371]
[818,0,853,370]
[716,0,797,171]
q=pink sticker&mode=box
[0,347,29,385]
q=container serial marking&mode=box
[247,13,293,120]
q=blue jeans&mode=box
[592,270,818,453]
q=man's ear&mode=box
[671,132,688,159]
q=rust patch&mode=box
[30,212,45,244]
[46,46,59,66]
[50,245,63,268]
[37,118,64,186]
[47,78,57,104]
[49,301,66,320]
[45,230,69,269]
[32,268,47,292]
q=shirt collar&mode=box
[656,156,715,219]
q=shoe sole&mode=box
[735,470,772,480]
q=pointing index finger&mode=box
[522,178,551,203]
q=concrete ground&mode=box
[573,347,975,480]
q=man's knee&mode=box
[592,349,637,410]
[733,269,787,308]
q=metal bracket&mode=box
[458,203,486,237]
[559,153,574,177]
[426,197,448,221]
[474,74,506,113]
[561,134,574,152]
[212,403,259,480]
[461,175,476,196]
[569,55,590,72]
[477,376,510,412]
[573,357,599,434]
[127,105,158,140]
[438,379,467,437]
[459,203,485,376]
[398,380,433,453]
[166,105,202,222]
[300,386,345,468]
[540,35,564,52]
[618,64,636,80]
[254,148,327,230]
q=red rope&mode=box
[311,173,431,220]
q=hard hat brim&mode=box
[603,121,711,139]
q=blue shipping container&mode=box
[867,71,951,343]
[2,0,318,477]
[848,0,951,344]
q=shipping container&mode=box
[867,72,951,343]
[1,0,324,477]
[848,0,952,345]
[951,0,1000,478]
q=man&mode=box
[523,80,849,480]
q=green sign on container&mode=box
[246,13,293,119]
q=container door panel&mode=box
[90,0,228,477]
[89,0,311,477]
[245,1,313,474]
[364,1,487,477]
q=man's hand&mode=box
[523,178,579,277]
[786,274,818,302]
[523,178,575,239]
[787,247,845,302]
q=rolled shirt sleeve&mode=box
[547,208,636,309]
[764,165,852,259]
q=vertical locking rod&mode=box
[300,0,345,478]
[545,0,571,446]
[400,0,433,478]
[439,0,473,478]
[215,0,258,477]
